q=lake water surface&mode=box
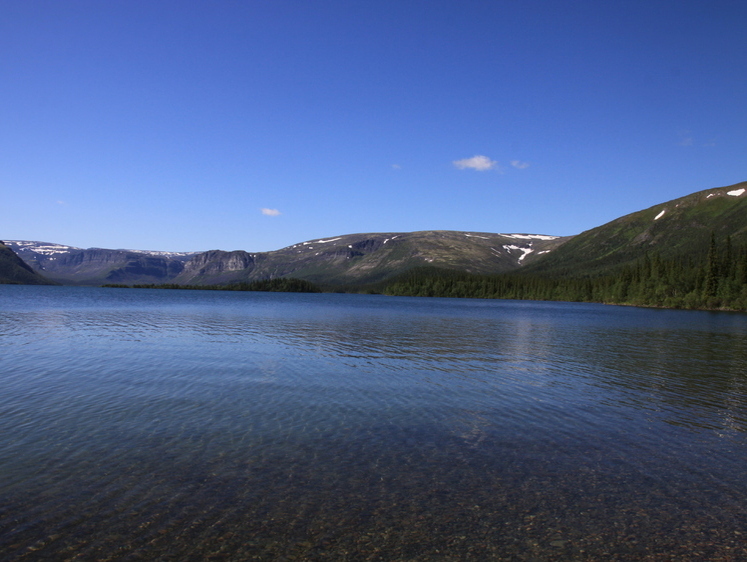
[1,285,746,560]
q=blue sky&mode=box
[2,0,745,252]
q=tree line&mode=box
[383,236,747,311]
[101,237,747,310]
[102,277,322,293]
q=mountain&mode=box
[172,231,567,286]
[7,180,746,288]
[5,241,198,286]
[0,241,55,285]
[6,232,567,287]
[524,181,747,277]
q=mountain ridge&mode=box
[4,180,747,288]
[5,231,566,286]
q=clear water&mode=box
[1,285,746,560]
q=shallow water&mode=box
[1,285,746,560]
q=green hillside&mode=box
[384,181,747,310]
[524,181,747,277]
[384,237,747,310]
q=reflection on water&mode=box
[1,285,746,559]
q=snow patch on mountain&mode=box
[5,241,80,255]
[502,234,559,241]
[503,244,535,261]
[314,237,342,244]
[124,249,197,258]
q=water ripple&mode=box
[1,286,747,559]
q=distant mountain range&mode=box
[4,232,567,287]
[3,180,746,288]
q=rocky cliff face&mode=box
[104,255,186,283]
[181,251,256,274]
[174,251,258,283]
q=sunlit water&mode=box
[1,285,746,560]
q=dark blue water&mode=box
[1,285,746,560]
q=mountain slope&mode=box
[524,181,747,277]
[0,241,55,285]
[6,232,567,286]
[172,231,567,286]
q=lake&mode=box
[1,285,746,560]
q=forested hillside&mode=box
[524,181,747,277]
[384,236,747,311]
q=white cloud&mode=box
[261,208,281,216]
[453,155,497,171]
[510,160,530,169]
[392,164,401,169]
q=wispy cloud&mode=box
[678,130,694,146]
[510,160,530,169]
[261,208,281,216]
[677,130,716,147]
[453,155,497,171]
[391,164,401,170]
